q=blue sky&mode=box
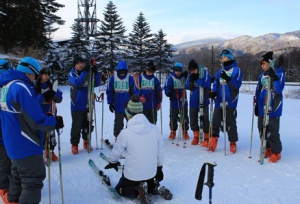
[54,0,300,45]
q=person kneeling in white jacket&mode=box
[105,94,172,203]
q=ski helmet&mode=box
[173,62,184,72]
[16,57,40,75]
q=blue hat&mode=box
[173,62,184,72]
[17,57,40,75]
[220,49,234,60]
[116,60,128,71]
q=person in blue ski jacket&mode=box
[137,61,162,124]
[0,56,64,204]
[207,49,242,153]
[164,62,190,141]
[185,59,211,145]
[106,60,137,139]
[254,52,285,163]
[0,59,12,202]
[34,67,63,162]
[68,56,100,154]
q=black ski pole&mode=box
[205,162,217,204]
[195,161,217,204]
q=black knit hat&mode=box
[188,59,198,70]
[261,51,273,63]
[146,61,156,72]
[73,56,84,67]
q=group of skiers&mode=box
[0,48,285,203]
[0,57,64,204]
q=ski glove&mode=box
[254,104,258,117]
[190,73,199,82]
[105,162,121,172]
[166,91,173,98]
[55,116,64,129]
[91,65,98,73]
[109,104,115,113]
[155,166,164,182]
[209,91,217,99]
[220,70,231,82]
[84,64,91,72]
[43,90,55,102]
[140,95,146,103]
[182,71,189,79]
[266,68,279,81]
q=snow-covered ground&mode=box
[2,85,300,204]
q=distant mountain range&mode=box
[173,30,300,55]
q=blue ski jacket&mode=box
[164,72,187,109]
[35,82,63,115]
[211,60,242,108]
[106,72,137,113]
[185,68,211,108]
[255,66,285,118]
[0,69,56,159]
[137,73,162,110]
[68,68,100,111]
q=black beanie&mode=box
[188,59,198,70]
[146,61,156,71]
[73,56,84,67]
[261,52,273,63]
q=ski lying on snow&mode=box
[88,159,120,199]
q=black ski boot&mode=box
[136,182,151,204]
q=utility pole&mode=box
[287,42,291,82]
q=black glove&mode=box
[84,64,91,72]
[254,104,258,116]
[105,162,121,172]
[166,90,173,98]
[267,68,279,81]
[220,70,231,82]
[43,90,55,102]
[190,73,199,82]
[91,65,98,73]
[209,91,217,99]
[182,71,188,79]
[55,116,64,129]
[155,166,164,182]
[109,104,115,113]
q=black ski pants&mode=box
[0,145,11,189]
[258,116,282,154]
[113,112,126,137]
[169,107,189,132]
[8,154,45,204]
[143,109,158,125]
[70,110,89,145]
[115,175,157,198]
[212,107,238,142]
[189,107,209,133]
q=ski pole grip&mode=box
[205,161,217,188]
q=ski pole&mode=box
[56,128,64,204]
[150,91,155,124]
[94,100,98,150]
[181,90,186,148]
[249,96,256,158]
[101,92,104,150]
[206,162,217,204]
[195,161,217,203]
[176,90,181,146]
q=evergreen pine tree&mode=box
[129,12,153,71]
[153,29,174,74]
[97,1,128,71]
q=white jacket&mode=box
[109,113,164,181]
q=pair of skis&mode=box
[45,80,64,204]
